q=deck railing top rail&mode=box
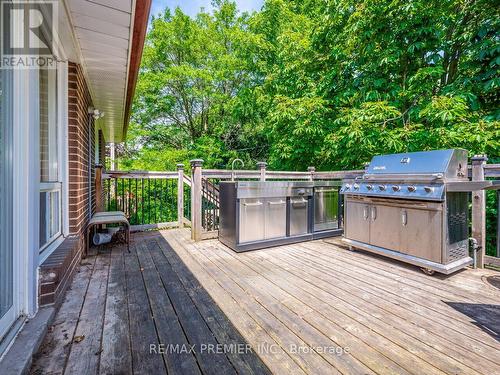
[103,170,178,179]
[101,164,500,180]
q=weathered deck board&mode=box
[291,242,500,350]
[161,228,500,375]
[64,251,110,375]
[136,239,201,375]
[31,232,268,375]
[144,238,237,375]
[153,236,270,375]
[31,257,97,375]
[100,247,132,375]
[272,250,498,372]
[201,242,394,374]
[165,232,303,375]
[247,243,495,374]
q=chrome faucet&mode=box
[231,159,245,181]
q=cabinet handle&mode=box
[243,201,263,207]
[363,206,369,220]
[291,198,307,205]
[268,200,285,205]
[401,210,407,226]
[371,206,377,221]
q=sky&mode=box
[150,0,265,19]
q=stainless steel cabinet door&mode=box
[314,189,339,231]
[345,199,370,243]
[265,198,286,239]
[369,204,402,251]
[401,207,442,263]
[239,198,265,243]
[289,198,309,236]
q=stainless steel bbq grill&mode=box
[340,149,498,274]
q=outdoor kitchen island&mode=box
[219,181,343,252]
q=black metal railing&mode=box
[201,178,220,231]
[104,176,178,225]
[184,181,191,223]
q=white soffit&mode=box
[66,0,134,142]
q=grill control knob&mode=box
[407,186,417,192]
[345,184,351,190]
[353,183,359,190]
[424,186,433,193]
[392,185,401,192]
[378,185,386,191]
[367,184,373,190]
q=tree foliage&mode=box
[122,0,498,172]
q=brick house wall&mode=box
[68,62,95,236]
[39,62,100,306]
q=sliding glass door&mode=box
[0,64,15,342]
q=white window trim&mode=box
[39,183,63,257]
[38,59,69,264]
[13,65,39,318]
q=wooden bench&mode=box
[86,211,130,257]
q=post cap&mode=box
[307,166,316,172]
[256,161,267,169]
[176,163,185,170]
[471,154,488,163]
[190,159,204,167]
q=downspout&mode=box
[87,107,103,220]
[88,112,93,221]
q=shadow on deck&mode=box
[30,231,270,375]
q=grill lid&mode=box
[341,149,498,201]
[365,149,468,180]
[341,149,468,201]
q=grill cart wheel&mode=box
[420,268,435,276]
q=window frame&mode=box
[37,58,69,264]
[39,182,62,254]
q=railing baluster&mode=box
[127,178,131,218]
[134,178,138,225]
[107,179,110,211]
[114,178,118,211]
[146,177,149,224]
[154,178,157,224]
[141,178,144,225]
[121,178,124,212]
[160,178,164,223]
[214,179,217,230]
[168,178,172,221]
[173,178,179,221]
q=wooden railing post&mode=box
[471,155,487,268]
[307,166,315,181]
[257,162,267,181]
[190,159,203,241]
[177,163,184,228]
[95,164,104,212]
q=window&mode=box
[39,60,61,251]
[39,68,58,182]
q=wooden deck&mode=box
[32,229,500,375]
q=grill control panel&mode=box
[340,182,445,201]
